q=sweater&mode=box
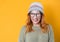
[18,24,54,42]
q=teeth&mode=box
[34,19,38,21]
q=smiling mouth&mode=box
[34,19,38,22]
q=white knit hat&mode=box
[28,2,44,14]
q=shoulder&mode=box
[21,25,26,31]
[48,24,53,30]
[47,24,53,33]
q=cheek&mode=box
[30,16,34,21]
[37,16,41,21]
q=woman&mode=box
[18,2,54,42]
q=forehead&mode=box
[30,10,40,13]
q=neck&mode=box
[33,23,40,27]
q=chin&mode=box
[33,21,39,24]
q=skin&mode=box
[30,10,41,27]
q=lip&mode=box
[34,19,38,22]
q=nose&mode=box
[34,14,37,19]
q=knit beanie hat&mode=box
[28,2,44,14]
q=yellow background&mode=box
[0,0,60,42]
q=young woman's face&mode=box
[30,10,41,24]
